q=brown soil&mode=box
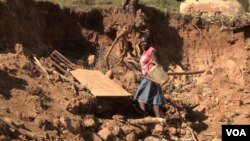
[0,0,249,140]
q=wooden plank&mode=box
[70,69,132,97]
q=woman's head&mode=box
[140,33,151,51]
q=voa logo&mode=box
[226,129,246,136]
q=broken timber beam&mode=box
[51,53,74,69]
[52,50,75,67]
[105,26,128,69]
[127,117,167,124]
[34,56,51,82]
[45,67,81,88]
[187,127,198,141]
[50,55,67,67]
[168,70,206,75]
[48,58,69,75]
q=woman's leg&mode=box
[153,105,161,117]
[139,102,148,116]
[139,102,146,111]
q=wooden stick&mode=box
[48,58,69,75]
[187,127,198,141]
[180,138,194,141]
[50,55,67,67]
[193,24,214,58]
[34,57,51,82]
[71,84,78,95]
[113,42,127,68]
[168,70,206,75]
[165,98,199,141]
[52,51,70,65]
[53,50,75,67]
[105,26,128,69]
[230,23,250,33]
[18,128,44,139]
[127,117,166,124]
[51,53,73,69]
[45,68,80,86]
[0,117,16,132]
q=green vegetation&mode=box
[140,0,180,13]
[37,0,181,13]
[37,0,250,15]
[249,0,250,11]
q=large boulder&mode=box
[180,0,248,16]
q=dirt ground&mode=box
[0,0,250,141]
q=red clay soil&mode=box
[0,0,249,140]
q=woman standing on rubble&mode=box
[133,33,166,117]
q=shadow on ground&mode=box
[0,69,27,99]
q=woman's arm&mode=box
[151,51,160,66]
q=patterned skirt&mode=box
[133,78,166,105]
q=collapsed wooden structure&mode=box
[34,50,132,97]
